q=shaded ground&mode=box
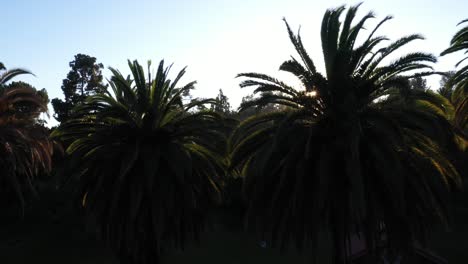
[0,191,117,264]
[0,210,318,264]
[1,194,467,264]
[0,194,321,264]
[428,206,468,263]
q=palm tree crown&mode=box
[441,19,468,140]
[53,59,226,264]
[230,4,460,263]
[0,65,53,210]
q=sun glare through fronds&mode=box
[306,90,317,97]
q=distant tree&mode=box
[409,76,429,91]
[234,94,256,120]
[235,92,283,121]
[211,89,232,114]
[241,93,254,105]
[437,71,456,100]
[187,89,232,114]
[51,54,106,123]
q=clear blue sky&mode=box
[3,0,467,126]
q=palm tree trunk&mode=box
[333,234,347,264]
[330,212,348,264]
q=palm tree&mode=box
[0,62,33,87]
[441,19,468,142]
[440,19,468,208]
[230,4,460,263]
[52,59,225,264]
[0,66,53,210]
[434,73,468,151]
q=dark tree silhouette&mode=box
[409,76,429,91]
[441,19,468,140]
[5,81,49,125]
[211,89,232,115]
[230,4,460,263]
[437,71,456,100]
[52,59,226,264]
[51,54,106,123]
[0,66,54,210]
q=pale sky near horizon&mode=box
[3,0,467,126]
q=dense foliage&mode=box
[53,60,226,264]
[230,5,461,263]
[51,54,106,123]
[0,64,54,210]
[2,5,468,264]
[441,19,468,143]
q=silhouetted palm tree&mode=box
[53,60,225,264]
[0,67,53,210]
[441,19,468,141]
[230,4,460,263]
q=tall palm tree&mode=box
[0,66,53,210]
[52,60,225,264]
[230,4,460,263]
[441,19,468,141]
